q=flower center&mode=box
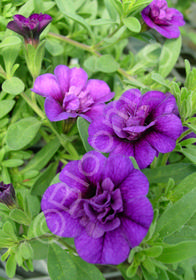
[62,86,94,113]
[69,177,123,238]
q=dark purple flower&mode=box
[88,89,183,169]
[7,13,52,45]
[0,182,16,207]
[32,65,114,122]
[141,0,185,39]
[41,151,153,265]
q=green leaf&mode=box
[2,77,25,95]
[143,163,196,184]
[6,254,16,279]
[96,55,119,73]
[123,17,141,33]
[158,36,182,78]
[48,243,104,280]
[155,188,196,238]
[171,172,196,201]
[31,162,59,196]
[55,0,93,37]
[0,100,15,119]
[90,19,117,26]
[143,246,163,258]
[9,209,31,225]
[77,117,93,152]
[129,156,140,170]
[22,137,60,172]
[104,0,121,20]
[28,212,50,239]
[2,159,24,167]
[19,242,33,259]
[157,241,196,264]
[30,240,49,260]
[6,117,41,150]
[0,36,21,48]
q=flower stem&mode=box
[177,128,193,142]
[47,32,145,88]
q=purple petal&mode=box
[123,197,153,229]
[83,103,105,122]
[112,141,134,157]
[120,169,149,199]
[134,139,157,169]
[88,119,118,153]
[69,68,88,93]
[41,183,82,237]
[44,97,77,121]
[121,217,151,247]
[77,151,106,185]
[145,131,176,153]
[120,89,142,108]
[155,114,182,140]
[123,121,156,134]
[153,94,177,118]
[7,21,25,37]
[60,151,106,189]
[103,154,134,186]
[54,65,70,94]
[111,114,127,138]
[140,91,166,112]
[75,228,130,264]
[32,74,63,101]
[37,14,52,33]
[59,160,88,192]
[85,79,114,102]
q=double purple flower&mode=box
[141,0,185,39]
[88,89,183,169]
[32,65,114,122]
[41,151,153,265]
[7,13,52,45]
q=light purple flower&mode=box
[32,65,114,122]
[41,151,153,265]
[7,13,52,45]
[0,182,16,207]
[88,89,183,169]
[141,0,185,39]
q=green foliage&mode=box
[48,243,105,280]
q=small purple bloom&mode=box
[0,182,16,207]
[7,13,52,45]
[41,151,153,265]
[141,0,185,39]
[88,89,183,169]
[32,65,114,122]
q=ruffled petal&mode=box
[123,197,153,229]
[44,97,77,121]
[88,119,118,153]
[83,103,105,122]
[85,79,114,102]
[69,67,88,93]
[134,139,157,169]
[145,131,176,153]
[120,169,149,199]
[41,183,82,237]
[32,74,63,101]
[155,114,183,139]
[54,65,70,94]
[75,228,130,264]
[103,154,134,186]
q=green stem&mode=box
[48,32,145,87]
[160,153,170,166]
[21,92,45,119]
[48,32,101,56]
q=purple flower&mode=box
[88,89,183,169]
[41,151,153,265]
[32,65,114,122]
[0,182,16,207]
[141,0,185,39]
[7,13,52,45]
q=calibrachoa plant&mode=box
[0,0,196,279]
